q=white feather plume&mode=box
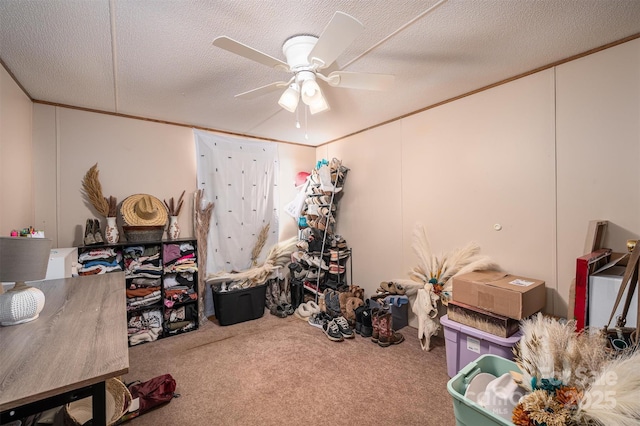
[515,314,610,393]
[439,242,481,281]
[208,237,297,285]
[577,351,640,426]
[412,223,434,278]
[442,255,500,291]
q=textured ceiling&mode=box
[1,0,640,146]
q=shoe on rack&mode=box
[333,316,355,339]
[93,219,104,244]
[318,165,343,194]
[322,319,344,342]
[310,256,329,270]
[328,263,345,275]
[332,235,348,249]
[84,218,96,245]
[377,312,405,347]
[294,268,309,280]
[306,269,325,281]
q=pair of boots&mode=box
[84,218,104,245]
[371,308,404,347]
[288,263,304,310]
[354,304,374,337]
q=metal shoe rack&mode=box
[298,160,352,303]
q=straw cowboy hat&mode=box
[121,194,168,226]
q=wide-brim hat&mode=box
[121,194,168,226]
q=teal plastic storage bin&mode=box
[447,354,521,426]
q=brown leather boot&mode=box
[378,312,405,347]
[371,308,380,343]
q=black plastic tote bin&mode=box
[212,282,267,326]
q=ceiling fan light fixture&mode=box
[278,83,300,113]
[308,90,330,115]
[301,79,319,97]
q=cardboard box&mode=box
[446,300,520,338]
[452,270,545,319]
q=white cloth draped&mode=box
[194,130,279,316]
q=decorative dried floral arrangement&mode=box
[81,163,117,217]
[164,190,185,216]
[512,314,640,426]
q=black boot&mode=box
[354,305,364,334]
[289,279,303,309]
[359,307,373,337]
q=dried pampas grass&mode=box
[164,190,185,216]
[208,237,297,287]
[81,163,111,217]
[515,314,609,392]
[251,224,270,266]
[576,350,640,426]
[408,223,499,292]
[194,189,214,324]
[399,223,499,351]
[513,314,640,426]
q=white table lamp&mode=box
[0,237,52,326]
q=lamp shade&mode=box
[0,237,52,326]
[278,84,300,113]
[308,93,330,115]
[301,79,330,115]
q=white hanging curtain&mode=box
[194,130,279,315]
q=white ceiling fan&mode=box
[212,11,394,115]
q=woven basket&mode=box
[63,378,132,426]
[123,225,164,242]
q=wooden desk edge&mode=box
[0,368,129,412]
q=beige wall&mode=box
[555,39,640,315]
[4,37,639,321]
[31,106,315,249]
[321,38,640,320]
[0,66,33,236]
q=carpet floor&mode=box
[122,311,457,425]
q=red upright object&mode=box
[574,248,612,331]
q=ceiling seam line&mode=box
[109,0,119,112]
[341,0,449,69]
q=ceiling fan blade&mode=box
[235,81,290,100]
[324,71,394,91]
[213,36,289,71]
[308,11,364,69]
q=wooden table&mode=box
[0,273,129,425]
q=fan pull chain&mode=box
[304,106,309,140]
[295,103,301,128]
